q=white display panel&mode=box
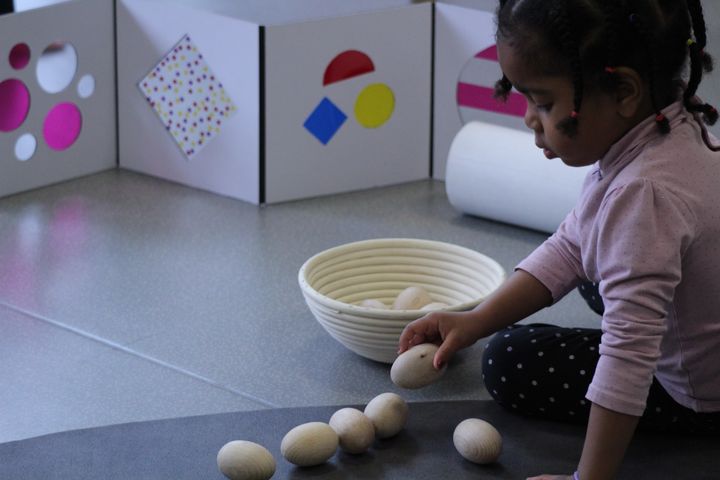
[117,0,260,203]
[264,3,432,203]
[0,0,116,197]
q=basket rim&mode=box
[298,237,506,318]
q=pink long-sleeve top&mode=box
[517,102,720,416]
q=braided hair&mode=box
[685,0,719,127]
[494,0,718,149]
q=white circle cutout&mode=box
[36,41,77,94]
[15,133,37,161]
[77,74,95,98]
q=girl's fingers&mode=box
[404,332,425,351]
[433,332,460,369]
[398,315,437,353]
[398,325,423,353]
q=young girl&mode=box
[399,1,720,479]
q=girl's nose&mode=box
[524,104,541,132]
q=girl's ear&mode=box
[612,67,647,119]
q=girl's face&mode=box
[497,40,626,168]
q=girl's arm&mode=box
[577,403,639,480]
[529,393,640,480]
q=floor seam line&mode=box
[0,302,280,408]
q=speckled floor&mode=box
[0,170,597,443]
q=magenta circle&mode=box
[0,79,31,132]
[9,43,31,70]
[43,102,82,151]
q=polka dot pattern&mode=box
[138,34,237,159]
[578,281,605,315]
[482,324,599,423]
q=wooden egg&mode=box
[359,298,388,309]
[216,440,276,480]
[392,286,433,310]
[390,343,446,389]
[363,392,408,438]
[280,422,338,467]
[453,418,502,464]
[419,301,450,311]
[328,407,375,454]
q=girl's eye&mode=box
[536,103,553,112]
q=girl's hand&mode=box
[397,270,553,369]
[397,311,483,369]
[527,475,574,480]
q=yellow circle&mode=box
[354,83,395,128]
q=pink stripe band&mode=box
[474,45,499,61]
[457,82,527,118]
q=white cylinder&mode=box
[446,121,591,233]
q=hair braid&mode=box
[548,0,584,137]
[493,75,513,102]
[628,10,671,134]
[686,0,713,72]
[493,2,513,103]
[599,0,625,87]
[685,0,718,127]
[602,1,622,67]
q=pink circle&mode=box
[43,102,82,151]
[0,79,31,132]
[9,43,31,70]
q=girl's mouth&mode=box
[536,140,558,160]
[543,148,558,159]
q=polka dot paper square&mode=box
[138,34,237,160]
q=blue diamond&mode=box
[304,97,347,145]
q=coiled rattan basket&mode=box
[298,238,506,363]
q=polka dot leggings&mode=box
[482,282,720,434]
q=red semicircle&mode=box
[323,50,375,86]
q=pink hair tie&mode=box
[570,110,579,119]
[655,113,666,122]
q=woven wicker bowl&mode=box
[298,238,506,363]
